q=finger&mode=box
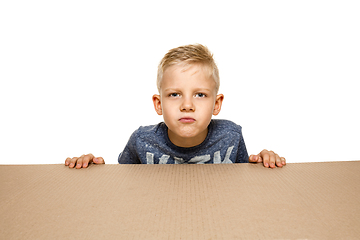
[275,154,283,168]
[249,155,258,163]
[281,157,286,166]
[249,155,262,163]
[65,157,71,166]
[81,154,95,168]
[68,157,78,168]
[261,150,276,168]
[261,150,270,168]
[75,155,85,169]
[93,157,105,164]
[269,151,276,168]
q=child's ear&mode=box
[152,94,163,115]
[213,94,224,116]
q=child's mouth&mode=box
[179,118,196,123]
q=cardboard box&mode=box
[1,161,359,239]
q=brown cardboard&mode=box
[1,161,360,239]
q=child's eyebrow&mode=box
[164,88,212,92]
[193,88,212,92]
[163,88,181,92]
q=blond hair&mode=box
[157,44,220,93]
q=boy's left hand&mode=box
[249,149,286,168]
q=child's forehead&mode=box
[161,67,216,94]
[163,63,211,79]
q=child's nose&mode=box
[180,97,195,112]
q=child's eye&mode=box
[169,93,180,97]
[195,93,206,98]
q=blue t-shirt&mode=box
[118,119,249,164]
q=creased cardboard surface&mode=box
[1,161,359,239]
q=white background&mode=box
[1,0,359,165]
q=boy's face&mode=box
[153,63,224,148]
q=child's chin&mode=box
[179,129,207,140]
[177,126,198,135]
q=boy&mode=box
[65,44,286,168]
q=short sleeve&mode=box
[235,128,249,163]
[118,130,141,164]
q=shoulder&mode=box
[136,122,165,135]
[209,119,248,163]
[130,122,167,142]
[210,119,243,134]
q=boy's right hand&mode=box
[65,154,105,169]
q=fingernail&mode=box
[270,163,275,168]
[94,158,98,163]
[265,162,269,167]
